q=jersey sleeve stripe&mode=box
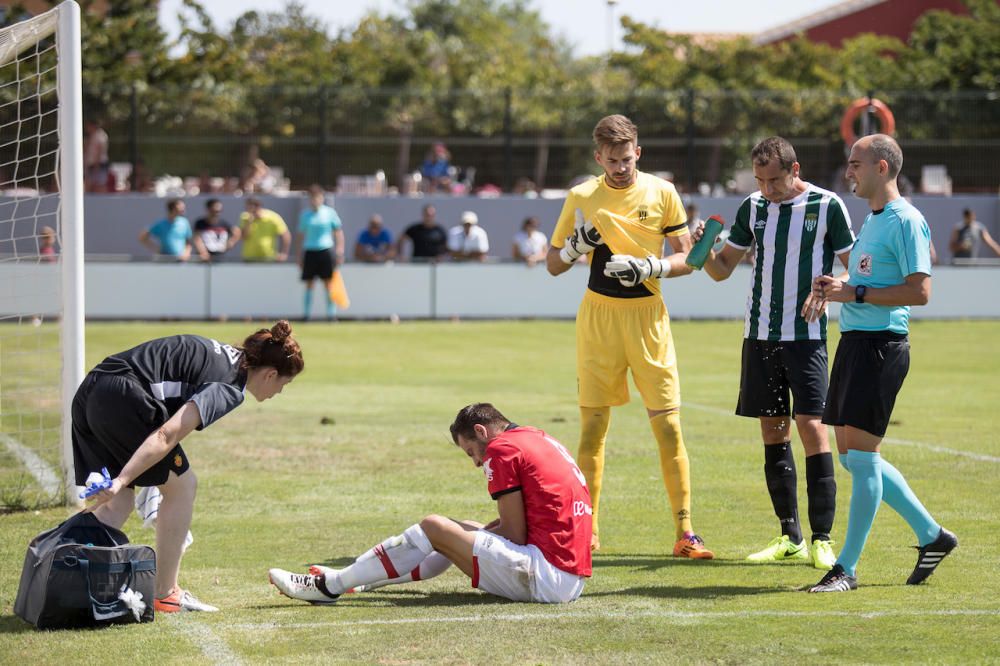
[725,238,751,250]
[490,485,524,500]
[662,222,688,234]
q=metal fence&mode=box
[81,86,1000,195]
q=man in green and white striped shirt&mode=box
[699,136,854,570]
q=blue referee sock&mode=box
[879,457,941,547]
[325,289,336,319]
[836,450,883,577]
[839,453,939,547]
[303,289,313,319]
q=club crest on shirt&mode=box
[636,206,648,221]
[858,253,873,276]
[482,457,494,482]
[804,213,818,232]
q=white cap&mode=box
[461,211,478,225]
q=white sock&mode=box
[360,551,453,591]
[327,524,434,594]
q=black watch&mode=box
[855,285,867,304]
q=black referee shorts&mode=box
[71,371,190,488]
[822,331,910,438]
[301,248,335,281]
[736,339,829,418]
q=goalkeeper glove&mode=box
[603,254,667,287]
[559,209,603,264]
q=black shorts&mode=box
[822,331,910,438]
[736,339,829,418]
[71,372,190,488]
[301,249,335,281]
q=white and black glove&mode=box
[559,209,604,264]
[603,254,667,287]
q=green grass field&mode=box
[2,319,999,664]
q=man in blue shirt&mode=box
[140,198,192,261]
[297,185,345,320]
[806,134,957,593]
[355,214,395,263]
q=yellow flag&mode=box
[328,270,350,310]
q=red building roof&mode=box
[754,0,972,47]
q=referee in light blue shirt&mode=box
[297,185,345,320]
[806,134,957,593]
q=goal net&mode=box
[0,1,83,508]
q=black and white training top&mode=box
[92,335,247,430]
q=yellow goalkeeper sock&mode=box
[650,411,693,539]
[577,406,611,539]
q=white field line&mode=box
[683,401,1000,464]
[230,607,1000,631]
[181,620,244,666]
[0,432,61,494]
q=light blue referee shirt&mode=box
[298,205,342,251]
[841,198,932,334]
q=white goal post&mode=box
[0,1,84,506]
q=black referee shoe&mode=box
[906,527,958,585]
[808,564,858,593]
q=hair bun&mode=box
[270,320,293,343]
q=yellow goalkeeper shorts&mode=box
[575,289,681,410]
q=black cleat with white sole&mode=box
[906,527,958,585]
[808,564,858,593]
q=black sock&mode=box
[763,442,801,544]
[805,452,836,542]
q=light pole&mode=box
[606,0,619,56]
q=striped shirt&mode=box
[727,184,855,341]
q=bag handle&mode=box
[71,510,129,547]
[79,557,134,618]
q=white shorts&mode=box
[472,531,585,603]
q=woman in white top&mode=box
[512,216,548,266]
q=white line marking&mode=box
[231,607,1000,631]
[683,402,1000,464]
[0,432,61,494]
[182,621,244,665]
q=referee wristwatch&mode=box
[855,285,867,303]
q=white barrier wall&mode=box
[3,262,1000,320]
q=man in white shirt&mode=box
[448,211,490,262]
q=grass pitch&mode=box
[1,319,998,664]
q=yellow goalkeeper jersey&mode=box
[552,171,687,298]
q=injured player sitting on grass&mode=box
[269,403,594,604]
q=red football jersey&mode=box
[484,426,593,577]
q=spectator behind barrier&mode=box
[355,214,395,263]
[512,216,548,267]
[240,198,291,262]
[420,142,452,193]
[193,199,241,262]
[139,198,192,262]
[447,211,489,262]
[398,204,449,262]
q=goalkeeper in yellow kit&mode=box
[546,114,713,558]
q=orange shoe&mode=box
[154,586,219,613]
[673,533,714,559]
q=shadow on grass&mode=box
[589,584,787,600]
[251,590,520,611]
[593,554,759,571]
[0,614,32,634]
[310,557,358,568]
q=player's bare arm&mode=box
[492,490,528,545]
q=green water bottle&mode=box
[685,215,725,270]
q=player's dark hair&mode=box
[166,198,183,214]
[239,320,304,377]
[450,403,511,444]
[206,198,220,209]
[867,133,903,179]
[522,216,539,230]
[593,114,637,149]
[246,197,261,207]
[751,136,797,171]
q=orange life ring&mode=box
[840,97,895,146]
